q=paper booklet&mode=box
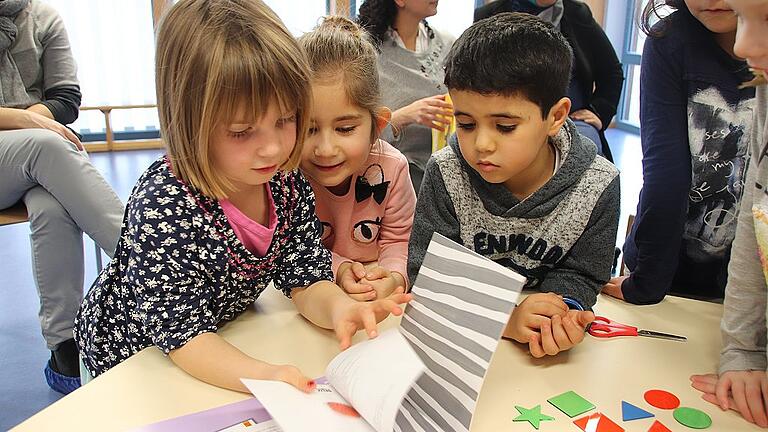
[136,233,525,432]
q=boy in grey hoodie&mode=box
[407,13,620,358]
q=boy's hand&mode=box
[602,276,627,301]
[362,266,405,299]
[691,371,768,428]
[528,310,594,358]
[337,261,376,301]
[331,287,412,350]
[503,293,569,342]
[267,364,317,393]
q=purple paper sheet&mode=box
[131,398,272,432]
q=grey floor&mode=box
[0,128,642,430]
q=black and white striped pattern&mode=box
[395,233,525,432]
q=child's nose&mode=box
[258,129,284,159]
[313,134,337,158]
[474,131,496,153]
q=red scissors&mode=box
[588,316,687,342]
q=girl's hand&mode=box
[570,109,603,131]
[692,371,768,428]
[391,94,453,132]
[602,276,627,301]
[528,310,595,358]
[267,364,317,393]
[338,261,376,301]
[362,266,403,299]
[331,286,412,350]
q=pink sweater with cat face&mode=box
[307,140,416,286]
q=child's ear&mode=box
[375,107,392,135]
[547,97,571,136]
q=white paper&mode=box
[242,329,425,432]
[325,329,425,432]
[242,380,374,432]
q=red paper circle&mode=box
[644,389,681,409]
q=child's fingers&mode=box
[715,375,734,411]
[702,392,735,410]
[551,315,572,349]
[375,298,404,318]
[690,374,719,394]
[349,291,376,302]
[344,280,375,295]
[528,333,546,358]
[762,378,768,418]
[745,380,768,427]
[351,262,367,279]
[275,366,315,394]
[539,319,560,356]
[360,308,378,338]
[334,323,354,351]
[574,311,596,328]
[522,314,550,330]
[526,301,569,318]
[562,314,586,344]
[364,267,389,281]
[732,380,756,424]
[384,287,411,305]
[529,292,569,309]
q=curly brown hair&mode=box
[356,0,434,48]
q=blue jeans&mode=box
[573,120,603,156]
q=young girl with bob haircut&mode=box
[298,17,416,301]
[74,0,410,393]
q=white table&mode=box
[12,290,761,431]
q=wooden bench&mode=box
[80,104,162,153]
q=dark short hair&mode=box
[444,12,573,118]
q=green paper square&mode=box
[547,390,595,418]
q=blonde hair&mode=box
[155,0,312,198]
[298,16,382,143]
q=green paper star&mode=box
[513,405,555,430]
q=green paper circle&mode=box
[673,407,712,429]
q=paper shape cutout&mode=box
[648,420,672,432]
[622,400,654,421]
[548,390,596,418]
[512,405,555,430]
[573,412,624,432]
[395,233,526,432]
[644,389,680,409]
[673,407,712,429]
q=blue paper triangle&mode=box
[622,400,655,421]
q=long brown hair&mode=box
[155,0,312,198]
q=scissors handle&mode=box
[588,316,639,338]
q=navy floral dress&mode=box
[74,157,332,376]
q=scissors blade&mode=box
[638,330,687,342]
